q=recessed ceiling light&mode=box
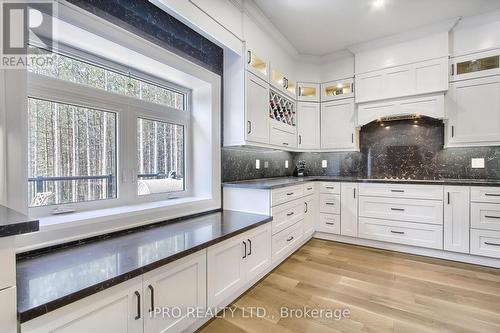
[371,0,386,9]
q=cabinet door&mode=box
[207,235,246,308]
[243,224,271,282]
[245,72,270,144]
[341,183,359,237]
[21,278,143,333]
[303,194,316,237]
[447,76,500,146]
[444,186,470,254]
[355,72,383,103]
[297,82,320,102]
[297,102,320,149]
[321,99,356,150]
[0,287,16,333]
[143,251,206,333]
[384,67,411,98]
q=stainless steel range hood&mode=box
[357,93,445,127]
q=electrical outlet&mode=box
[285,160,289,168]
[471,158,485,168]
[322,160,328,168]
[264,161,269,168]
[255,159,260,169]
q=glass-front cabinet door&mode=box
[321,78,354,102]
[246,50,268,81]
[451,49,500,81]
[297,82,320,102]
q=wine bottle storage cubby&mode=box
[269,89,295,126]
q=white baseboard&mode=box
[314,232,500,269]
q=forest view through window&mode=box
[28,98,117,207]
[137,118,185,196]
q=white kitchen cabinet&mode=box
[207,224,271,308]
[470,229,500,259]
[446,75,500,147]
[450,49,500,82]
[443,186,470,254]
[22,277,144,333]
[297,102,320,149]
[321,78,354,102]
[297,82,320,102]
[270,64,296,98]
[246,50,268,81]
[303,190,317,237]
[0,287,16,333]
[355,57,448,103]
[246,72,270,144]
[321,98,357,150]
[143,251,206,333]
[341,183,359,237]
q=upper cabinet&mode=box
[269,89,297,148]
[246,50,268,81]
[297,102,320,150]
[297,82,320,102]
[246,72,270,144]
[321,78,354,102]
[270,64,296,98]
[450,49,500,82]
[321,99,358,151]
[355,57,448,104]
[446,75,500,147]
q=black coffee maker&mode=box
[293,160,306,177]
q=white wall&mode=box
[320,52,355,82]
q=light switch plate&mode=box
[471,158,485,168]
[285,160,289,168]
[255,159,260,169]
[322,160,327,168]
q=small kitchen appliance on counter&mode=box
[293,160,307,177]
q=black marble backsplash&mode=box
[222,118,500,182]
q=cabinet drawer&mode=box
[272,185,304,206]
[471,187,500,203]
[303,183,316,196]
[319,182,340,194]
[359,217,443,249]
[320,194,341,214]
[359,183,443,200]
[272,220,304,263]
[317,214,340,234]
[470,229,500,258]
[271,199,305,235]
[471,203,500,231]
[0,239,15,290]
[270,126,297,148]
[359,196,443,225]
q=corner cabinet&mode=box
[207,224,271,308]
[446,75,500,147]
[297,102,320,150]
[321,98,357,150]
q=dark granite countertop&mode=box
[16,210,272,323]
[222,176,500,189]
[0,205,39,238]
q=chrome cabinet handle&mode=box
[282,142,289,146]
[485,215,500,219]
[325,202,335,205]
[485,193,500,197]
[134,291,141,320]
[353,188,356,198]
[391,208,405,211]
[325,186,334,189]
[242,241,247,259]
[247,239,252,256]
[307,187,313,190]
[299,135,302,145]
[148,285,154,313]
[286,236,294,242]
[325,222,335,225]
[391,189,404,193]
[390,230,405,235]
[451,125,455,137]
[304,202,308,213]
[247,50,252,64]
[447,192,450,205]
[286,192,294,196]
[485,242,500,247]
[247,121,252,134]
[287,212,294,217]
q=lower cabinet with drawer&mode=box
[317,213,340,234]
[470,229,500,258]
[272,220,304,263]
[359,217,443,249]
[470,186,500,259]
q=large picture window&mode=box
[27,46,191,213]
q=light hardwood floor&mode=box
[198,239,500,333]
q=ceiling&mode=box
[252,0,500,56]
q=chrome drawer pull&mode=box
[485,242,500,247]
[390,230,405,235]
[307,187,313,190]
[325,222,335,225]
[391,189,405,193]
[286,192,294,196]
[325,202,335,205]
[286,212,295,217]
[286,236,294,242]
[485,193,500,197]
[391,208,405,211]
[485,215,500,219]
[325,186,335,189]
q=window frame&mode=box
[27,46,193,217]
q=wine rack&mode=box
[269,89,295,126]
